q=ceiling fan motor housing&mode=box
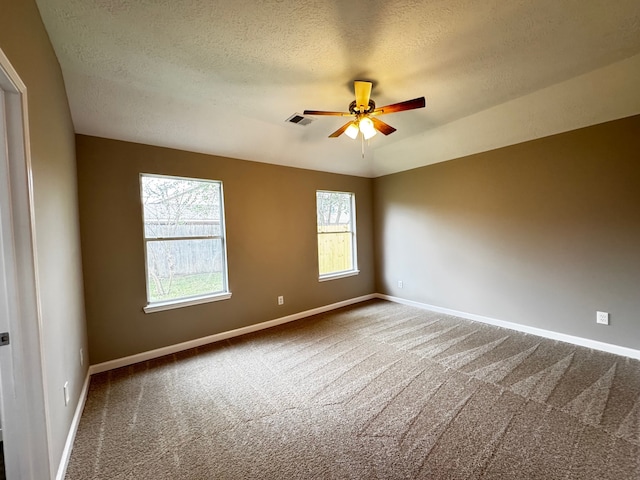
[349,99,376,115]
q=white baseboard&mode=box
[377,294,640,360]
[55,371,91,480]
[88,290,639,376]
[89,294,377,375]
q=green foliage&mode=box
[316,191,353,229]
[149,272,224,302]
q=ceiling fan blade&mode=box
[303,109,352,117]
[354,81,372,112]
[372,97,426,115]
[328,121,353,138]
[370,117,397,135]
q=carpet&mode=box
[65,300,640,479]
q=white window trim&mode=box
[316,190,358,279]
[318,269,360,282]
[140,173,231,310]
[143,292,232,314]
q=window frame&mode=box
[316,190,359,281]
[140,173,231,313]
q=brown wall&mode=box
[0,0,88,474]
[374,115,640,350]
[76,135,375,364]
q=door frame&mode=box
[0,48,52,479]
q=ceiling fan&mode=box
[304,81,426,140]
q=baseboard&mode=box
[89,294,377,375]
[55,370,91,480]
[377,294,640,360]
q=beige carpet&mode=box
[66,300,640,479]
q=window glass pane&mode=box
[146,238,225,302]
[141,176,222,238]
[316,191,352,234]
[316,190,356,276]
[318,232,353,275]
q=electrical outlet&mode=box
[398,280,403,288]
[278,295,284,305]
[596,311,609,325]
[63,381,70,406]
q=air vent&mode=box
[286,113,314,126]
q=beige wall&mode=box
[1,1,637,474]
[374,115,640,350]
[0,0,88,476]
[76,135,375,364]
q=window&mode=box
[316,190,358,280]
[140,174,230,312]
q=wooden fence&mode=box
[318,231,353,275]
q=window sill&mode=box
[318,270,360,282]
[143,292,232,313]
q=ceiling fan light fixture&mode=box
[303,81,425,139]
[359,117,376,140]
[345,122,359,139]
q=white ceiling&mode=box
[36,0,640,177]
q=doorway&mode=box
[0,437,4,480]
[0,84,11,480]
[0,49,51,479]
[0,383,4,480]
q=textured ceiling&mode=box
[36,0,640,177]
